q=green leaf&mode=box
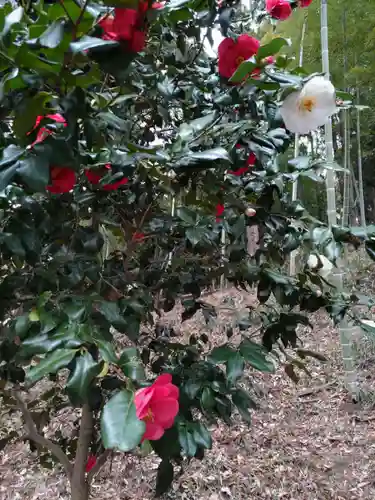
[208,345,234,364]
[101,390,145,452]
[39,20,65,48]
[226,352,244,383]
[118,347,145,381]
[257,38,290,60]
[229,59,257,84]
[178,113,216,142]
[27,348,77,383]
[192,422,212,449]
[17,156,50,191]
[155,460,174,497]
[66,352,102,403]
[178,425,197,457]
[239,339,275,372]
[186,227,206,246]
[1,7,23,38]
[232,388,255,423]
[182,147,231,163]
[97,111,129,132]
[0,144,24,169]
[200,386,215,410]
[70,36,119,53]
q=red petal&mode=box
[143,422,165,441]
[154,373,172,386]
[85,455,97,473]
[134,386,154,419]
[47,167,76,194]
[151,398,179,426]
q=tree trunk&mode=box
[70,404,93,500]
[71,481,89,500]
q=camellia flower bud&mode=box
[245,207,256,217]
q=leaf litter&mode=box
[1,287,375,500]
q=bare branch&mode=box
[13,390,73,477]
[87,449,112,483]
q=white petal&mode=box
[307,254,318,269]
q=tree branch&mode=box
[13,390,73,478]
[87,449,111,483]
[71,404,93,493]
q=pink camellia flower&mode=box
[218,35,260,80]
[245,207,257,217]
[27,113,67,146]
[266,0,292,20]
[46,167,76,194]
[134,374,179,441]
[85,164,128,191]
[85,455,97,473]
[299,0,313,6]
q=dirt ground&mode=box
[1,287,375,500]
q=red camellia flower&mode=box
[99,2,162,53]
[134,373,179,441]
[299,0,313,6]
[47,167,76,194]
[228,152,256,176]
[85,164,128,191]
[85,455,97,473]
[266,0,292,20]
[27,113,67,146]
[218,35,260,79]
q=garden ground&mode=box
[2,281,375,500]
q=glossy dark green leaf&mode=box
[239,339,275,372]
[66,352,102,403]
[208,345,234,364]
[17,156,50,191]
[178,425,197,457]
[70,36,119,53]
[229,59,257,84]
[101,390,145,451]
[1,7,23,37]
[257,38,290,60]
[155,460,174,497]
[39,20,65,48]
[192,422,212,449]
[27,348,77,383]
[118,347,145,381]
[226,352,244,383]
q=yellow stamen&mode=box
[298,96,316,113]
[144,408,154,422]
[236,56,245,66]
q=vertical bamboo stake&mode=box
[220,226,226,290]
[321,0,359,399]
[341,9,350,228]
[356,84,366,229]
[290,12,308,275]
[167,195,175,267]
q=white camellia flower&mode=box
[280,76,337,134]
[307,253,333,280]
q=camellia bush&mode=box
[0,0,374,499]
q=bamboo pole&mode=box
[320,0,359,399]
[290,12,308,276]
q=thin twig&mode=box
[59,0,74,24]
[13,390,73,477]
